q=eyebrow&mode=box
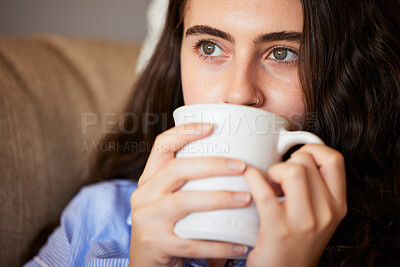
[253,31,302,45]
[186,25,234,43]
[185,25,302,45]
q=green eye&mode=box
[202,42,216,55]
[199,41,223,57]
[269,47,297,62]
[273,48,288,60]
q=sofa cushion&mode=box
[0,35,140,266]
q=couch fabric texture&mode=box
[0,35,141,266]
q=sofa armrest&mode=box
[0,35,141,266]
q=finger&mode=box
[243,166,284,223]
[169,236,248,259]
[157,190,252,220]
[288,151,329,202]
[267,162,314,219]
[142,157,247,197]
[168,236,248,259]
[296,144,346,206]
[140,123,214,185]
[287,151,336,225]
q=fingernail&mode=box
[195,123,213,134]
[227,159,246,171]
[233,245,248,255]
[234,192,251,203]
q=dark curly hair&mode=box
[92,0,400,265]
[300,0,400,265]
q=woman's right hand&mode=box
[128,123,250,267]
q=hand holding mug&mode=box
[244,144,347,267]
[173,103,326,251]
[128,122,250,267]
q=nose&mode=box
[222,58,262,107]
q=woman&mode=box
[26,0,400,266]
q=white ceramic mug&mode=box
[172,103,324,250]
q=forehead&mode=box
[183,0,303,36]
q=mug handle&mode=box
[277,128,325,156]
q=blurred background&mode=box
[0,0,160,266]
[0,0,151,41]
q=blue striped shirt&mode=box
[24,180,246,267]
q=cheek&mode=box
[181,68,208,104]
[181,57,222,104]
[260,68,305,129]
[280,90,305,130]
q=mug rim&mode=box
[173,103,289,124]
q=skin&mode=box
[129,0,347,266]
[181,0,305,128]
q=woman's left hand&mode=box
[244,144,347,267]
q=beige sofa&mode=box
[0,35,141,266]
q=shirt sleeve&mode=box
[85,258,129,267]
[23,225,71,267]
[23,185,81,267]
[23,180,136,267]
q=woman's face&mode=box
[180,0,304,129]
